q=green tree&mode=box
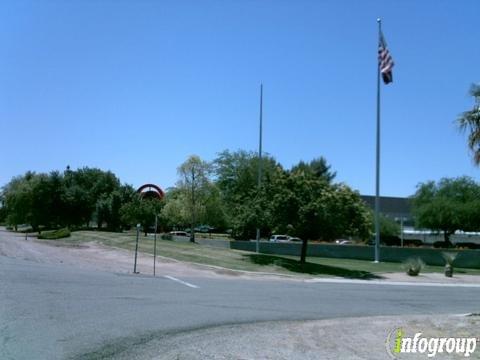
[376,214,401,238]
[266,168,371,242]
[62,168,91,227]
[176,155,213,242]
[0,194,6,224]
[95,185,135,232]
[120,195,163,236]
[213,150,282,238]
[2,167,129,231]
[71,167,121,225]
[2,173,35,230]
[161,188,189,230]
[412,177,480,246]
[457,84,480,164]
[295,183,372,241]
[290,157,336,183]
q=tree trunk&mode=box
[444,231,453,248]
[300,238,308,264]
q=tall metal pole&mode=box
[256,83,263,253]
[190,167,196,243]
[400,217,404,248]
[134,224,140,273]
[374,18,382,263]
[153,214,157,276]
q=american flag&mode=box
[378,31,394,84]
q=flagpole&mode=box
[374,18,382,263]
[256,83,263,253]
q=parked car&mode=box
[289,237,302,242]
[269,235,291,242]
[169,231,189,237]
[335,239,353,245]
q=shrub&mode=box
[38,228,71,240]
[403,257,424,276]
[442,252,458,278]
[404,239,423,247]
[161,234,173,241]
[433,241,452,249]
[455,242,480,250]
[381,236,401,246]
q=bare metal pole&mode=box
[374,18,382,263]
[134,224,140,273]
[153,214,157,276]
[400,217,404,248]
[190,167,195,243]
[256,84,263,253]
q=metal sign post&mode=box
[153,214,158,276]
[133,224,140,274]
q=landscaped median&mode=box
[65,230,480,279]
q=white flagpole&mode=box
[374,18,382,263]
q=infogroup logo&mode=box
[386,328,478,358]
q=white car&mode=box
[269,235,291,242]
[170,231,189,237]
[335,239,353,245]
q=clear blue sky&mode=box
[1,0,479,197]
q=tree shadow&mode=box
[243,254,383,280]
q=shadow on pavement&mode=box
[243,254,383,279]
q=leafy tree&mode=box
[62,168,92,227]
[290,157,336,183]
[29,173,60,231]
[412,177,480,246]
[161,188,189,230]
[295,183,372,241]
[200,183,228,230]
[214,150,280,203]
[213,150,370,242]
[120,195,163,236]
[2,173,35,229]
[0,194,6,224]
[177,155,213,242]
[376,213,401,238]
[266,168,371,242]
[458,84,480,164]
[213,150,282,238]
[2,167,127,231]
[70,167,121,224]
[95,185,135,231]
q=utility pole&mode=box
[133,224,140,273]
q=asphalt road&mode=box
[2,255,480,360]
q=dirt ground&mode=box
[0,228,241,279]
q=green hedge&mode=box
[38,228,71,240]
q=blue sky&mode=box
[1,0,479,197]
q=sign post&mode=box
[153,214,158,276]
[133,223,140,274]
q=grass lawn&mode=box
[67,230,480,279]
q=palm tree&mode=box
[458,84,480,164]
